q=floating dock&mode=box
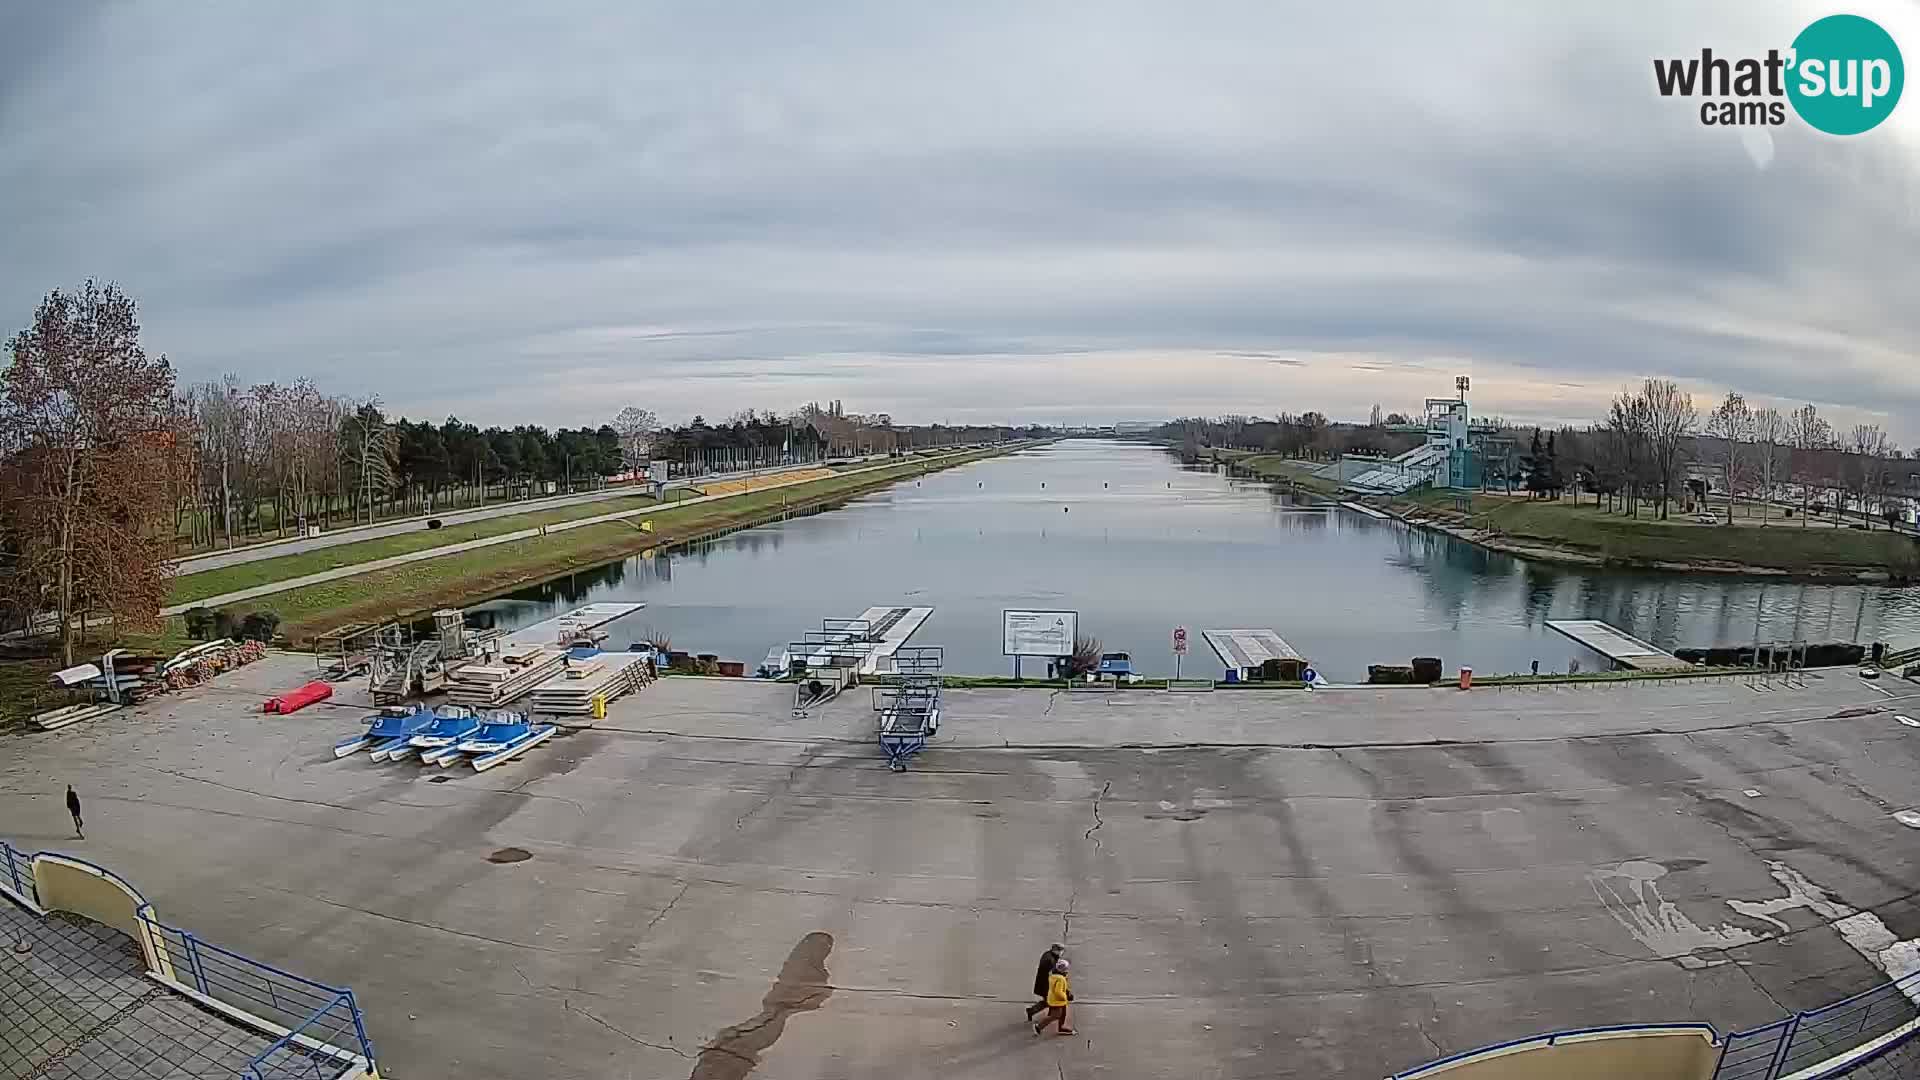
[854,606,935,675]
[1203,629,1309,681]
[502,602,646,650]
[1545,620,1695,672]
[1338,501,1390,519]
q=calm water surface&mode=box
[476,441,1920,681]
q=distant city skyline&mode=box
[3,3,1916,442]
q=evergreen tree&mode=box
[1525,429,1551,497]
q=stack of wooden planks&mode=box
[446,646,567,707]
[528,652,653,715]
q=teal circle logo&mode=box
[1788,14,1903,135]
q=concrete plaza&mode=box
[4,656,1919,1079]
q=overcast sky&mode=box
[3,3,1917,439]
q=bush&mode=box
[211,609,238,641]
[238,611,282,643]
[182,607,215,641]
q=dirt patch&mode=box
[689,932,834,1080]
[486,847,532,864]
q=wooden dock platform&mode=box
[1545,620,1695,672]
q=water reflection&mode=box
[485,441,1920,680]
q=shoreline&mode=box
[1203,448,1914,585]
[1394,507,1905,583]
[262,444,1026,643]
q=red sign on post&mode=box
[1172,626,1189,655]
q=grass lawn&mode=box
[1436,493,1919,576]
[1234,454,1341,495]
[222,447,1011,643]
[170,492,664,605]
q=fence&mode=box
[1713,972,1920,1080]
[2,840,377,1080]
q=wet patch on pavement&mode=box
[690,931,834,1080]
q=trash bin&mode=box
[1458,667,1473,690]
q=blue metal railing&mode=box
[2,839,375,1079]
[1754,971,1920,1080]
[0,840,32,903]
[1388,971,1920,1080]
[138,906,375,1076]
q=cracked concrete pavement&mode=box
[4,655,1920,1079]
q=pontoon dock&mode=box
[1545,619,1695,672]
[1202,629,1309,681]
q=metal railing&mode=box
[139,907,374,1078]
[2,840,376,1079]
[1715,971,1920,1080]
[1386,968,1920,1080]
[1,839,32,903]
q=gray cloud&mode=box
[2,1,1917,440]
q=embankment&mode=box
[228,445,1026,643]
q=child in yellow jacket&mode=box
[1034,958,1075,1035]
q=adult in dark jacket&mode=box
[1024,943,1065,1020]
[66,785,84,840]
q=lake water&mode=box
[476,440,1920,681]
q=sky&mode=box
[2,2,1918,440]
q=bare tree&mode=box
[339,398,398,524]
[1845,424,1891,530]
[1606,387,1651,517]
[1640,379,1695,520]
[1369,403,1384,428]
[1705,391,1753,525]
[0,281,179,664]
[611,406,658,477]
[193,375,248,547]
[1786,404,1833,527]
[1752,407,1784,525]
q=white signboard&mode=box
[1173,626,1189,655]
[1003,609,1078,657]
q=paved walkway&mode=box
[171,457,891,575]
[8,659,1919,1080]
[163,449,997,616]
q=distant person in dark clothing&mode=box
[1034,958,1075,1035]
[1024,943,1065,1020]
[66,785,84,840]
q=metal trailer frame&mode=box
[874,648,943,771]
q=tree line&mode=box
[1158,378,1915,529]
[0,281,1044,658]
[648,401,1041,476]
[1158,410,1427,461]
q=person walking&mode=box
[1024,943,1065,1021]
[1033,958,1075,1036]
[66,785,84,840]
